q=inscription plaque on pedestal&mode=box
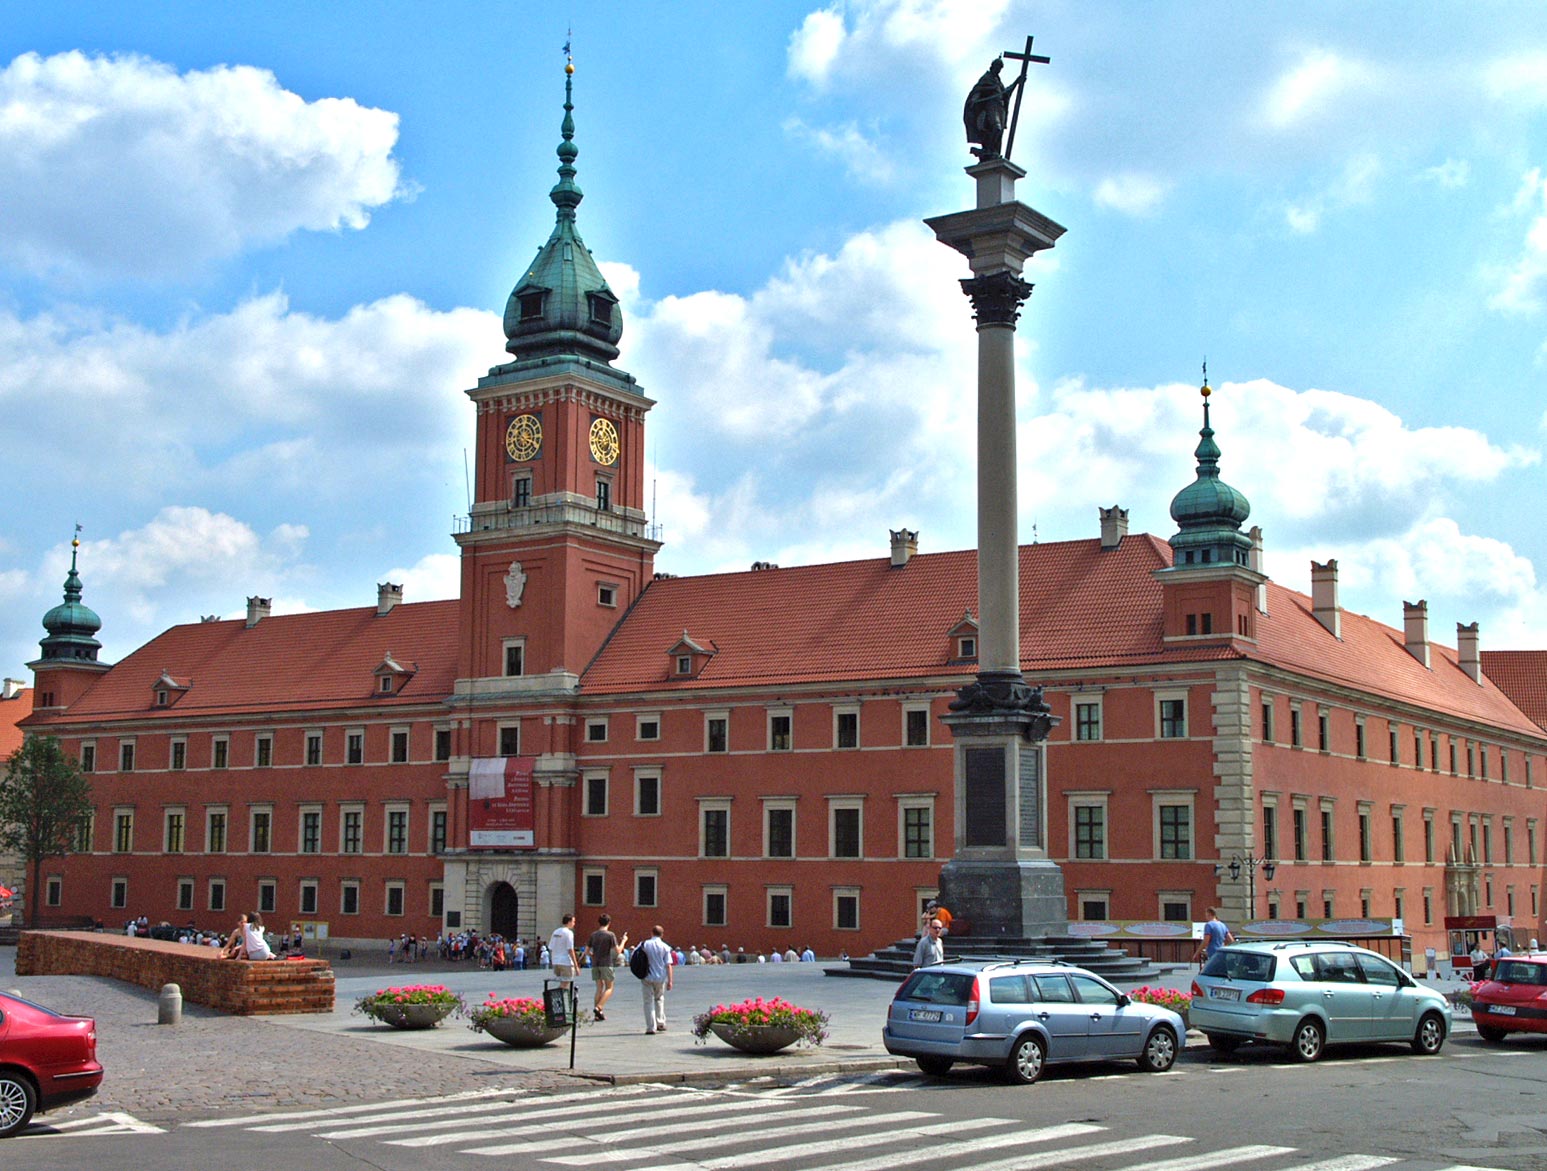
[964,746,1007,847]
[1018,745,1042,850]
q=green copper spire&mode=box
[39,533,103,662]
[503,55,623,365]
[1168,369,1253,568]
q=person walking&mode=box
[1194,906,1235,966]
[912,917,945,969]
[549,913,580,991]
[640,924,673,1034]
[588,913,628,1021]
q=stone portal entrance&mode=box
[490,881,519,937]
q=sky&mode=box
[5,1,1547,681]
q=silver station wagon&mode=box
[1190,940,1449,1061]
[882,959,1185,1084]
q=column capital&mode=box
[960,271,1034,327]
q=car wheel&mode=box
[916,1056,954,1077]
[0,1070,37,1138]
[1206,1032,1243,1054]
[1411,1012,1446,1055]
[1006,1033,1046,1085]
[1477,1024,1507,1043]
[1137,1026,1178,1072]
[1290,1018,1325,1063]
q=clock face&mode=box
[589,417,620,466]
[505,414,542,461]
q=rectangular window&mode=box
[306,733,323,766]
[342,809,362,854]
[176,879,193,911]
[635,870,657,908]
[636,716,660,741]
[766,806,795,858]
[46,876,62,906]
[768,888,793,929]
[1262,804,1278,860]
[1158,696,1186,739]
[701,806,729,858]
[834,890,860,931]
[1290,707,1303,747]
[258,880,276,915]
[387,809,408,854]
[504,641,525,677]
[301,810,321,854]
[1261,699,1274,743]
[1081,894,1111,921]
[171,740,187,770]
[207,810,227,854]
[635,773,661,817]
[255,736,272,767]
[835,710,859,749]
[1425,813,1437,863]
[165,811,185,854]
[586,719,608,743]
[831,804,862,859]
[1529,821,1538,865]
[385,884,405,917]
[120,742,136,771]
[1359,809,1372,862]
[706,715,728,753]
[704,886,728,928]
[1356,720,1367,759]
[1318,712,1329,752]
[434,729,451,761]
[902,804,934,859]
[114,811,133,853]
[346,732,363,765]
[341,882,359,915]
[769,712,792,751]
[513,476,531,508]
[75,812,93,853]
[1074,804,1105,859]
[1393,810,1405,862]
[430,884,444,918]
[251,810,272,853]
[583,871,605,907]
[431,809,447,854]
[499,725,520,756]
[904,707,930,747]
[1075,702,1102,741]
[299,881,318,916]
[209,879,226,913]
[1321,808,1335,862]
[213,737,229,769]
[81,743,96,772]
[391,730,409,763]
[1389,725,1399,765]
[596,477,611,512]
[1293,807,1307,861]
[1158,804,1191,859]
[598,584,618,607]
[584,774,608,817]
[111,878,127,909]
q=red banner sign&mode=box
[468,756,536,849]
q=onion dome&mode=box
[503,57,623,364]
[1168,372,1253,568]
[39,536,103,662]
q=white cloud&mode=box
[1092,173,1170,216]
[1282,153,1381,234]
[787,6,848,87]
[1490,168,1547,315]
[380,552,460,604]
[783,117,896,184]
[1261,49,1378,130]
[0,50,405,281]
[1420,158,1470,188]
[1483,51,1547,108]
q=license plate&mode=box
[1209,987,1241,1001]
[908,1009,943,1022]
[1490,1005,1517,1016]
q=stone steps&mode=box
[825,933,1162,983]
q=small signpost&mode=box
[543,977,580,1069]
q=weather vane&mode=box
[963,35,1049,162]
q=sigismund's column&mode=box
[925,60,1067,939]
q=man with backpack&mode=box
[637,924,674,1034]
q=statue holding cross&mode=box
[963,35,1049,162]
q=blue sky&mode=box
[5,1,1547,680]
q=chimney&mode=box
[245,596,272,628]
[1098,506,1128,550]
[1403,599,1430,668]
[1457,621,1481,684]
[1249,526,1268,614]
[2,678,22,700]
[889,528,919,567]
[377,582,404,616]
[1310,559,1341,638]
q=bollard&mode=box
[158,982,182,1025]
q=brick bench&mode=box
[15,930,335,1015]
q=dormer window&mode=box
[677,656,693,675]
[156,690,169,707]
[518,290,546,320]
[958,636,977,659]
[587,292,614,326]
[668,630,714,680]
[373,651,414,696]
[598,584,618,608]
[379,676,394,693]
[946,611,979,662]
[151,670,191,708]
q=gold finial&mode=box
[1200,358,1211,398]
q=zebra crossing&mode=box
[182,1082,1507,1171]
[26,1111,165,1137]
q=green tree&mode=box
[0,736,93,927]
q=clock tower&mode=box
[444,58,659,936]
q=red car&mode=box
[1472,954,1547,1042]
[0,991,104,1137]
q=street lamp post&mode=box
[1226,854,1276,919]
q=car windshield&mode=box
[1201,950,1276,982]
[898,970,975,1006]
[1493,961,1547,986]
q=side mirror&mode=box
[1117,993,1130,1007]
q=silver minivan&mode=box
[882,959,1185,1083]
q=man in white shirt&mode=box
[640,925,674,1034]
[550,914,580,989]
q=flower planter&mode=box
[708,1021,803,1054]
[369,1002,456,1030]
[480,1016,568,1047]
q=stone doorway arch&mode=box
[490,881,519,938]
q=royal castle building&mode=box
[19,70,1547,961]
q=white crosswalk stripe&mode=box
[178,1082,1520,1171]
[39,1110,166,1136]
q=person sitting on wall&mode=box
[221,911,275,960]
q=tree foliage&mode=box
[0,736,93,925]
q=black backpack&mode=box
[629,942,652,979]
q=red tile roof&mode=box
[0,686,31,757]
[1480,651,1547,731]
[45,601,460,724]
